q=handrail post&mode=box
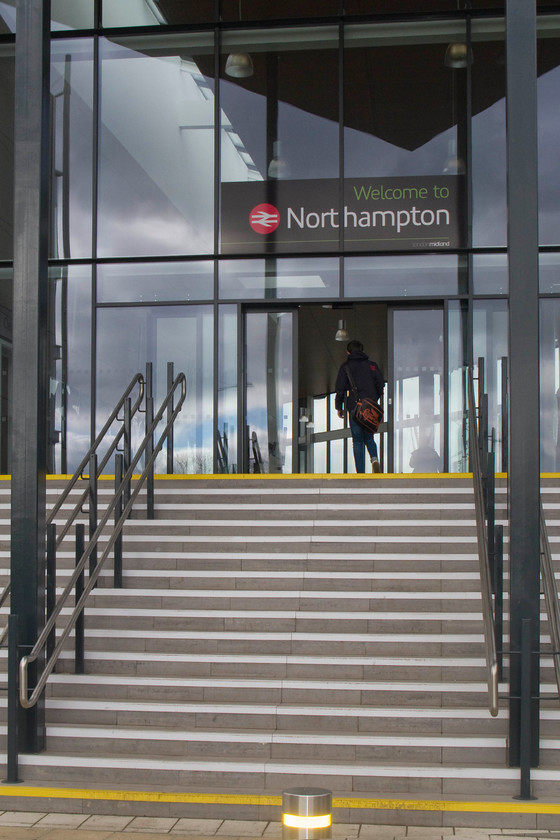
[75,524,85,675]
[467,368,499,717]
[123,398,132,512]
[480,394,489,505]
[166,362,174,475]
[487,438,496,593]
[4,614,20,783]
[516,618,536,801]
[46,524,56,663]
[477,356,485,414]
[114,454,123,588]
[495,524,504,682]
[501,356,509,473]
[145,363,154,519]
[88,454,97,582]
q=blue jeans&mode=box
[349,414,378,473]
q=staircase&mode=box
[1,475,560,822]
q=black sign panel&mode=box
[221,176,465,254]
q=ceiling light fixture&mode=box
[442,138,466,175]
[444,42,470,69]
[335,319,350,342]
[225,0,254,79]
[268,141,290,179]
[225,52,254,78]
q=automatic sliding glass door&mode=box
[389,307,444,474]
[244,309,296,473]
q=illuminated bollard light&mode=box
[282,787,332,840]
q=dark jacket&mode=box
[335,350,384,413]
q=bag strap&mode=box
[345,363,360,402]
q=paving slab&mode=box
[216,822,268,836]
[0,815,47,827]
[124,818,180,834]
[170,820,224,835]
[35,814,90,829]
[358,825,407,838]
[81,816,136,832]
[40,831,115,840]
[332,824,360,837]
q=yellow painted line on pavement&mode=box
[0,787,559,815]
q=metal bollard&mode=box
[282,787,332,840]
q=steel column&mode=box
[506,0,540,769]
[10,0,51,753]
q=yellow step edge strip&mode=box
[43,472,478,481]
[2,472,560,481]
[0,787,559,815]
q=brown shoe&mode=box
[371,458,381,473]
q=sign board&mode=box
[221,176,465,254]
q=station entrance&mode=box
[242,301,462,475]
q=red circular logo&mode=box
[249,203,280,235]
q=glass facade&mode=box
[2,2,559,473]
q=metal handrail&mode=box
[250,431,263,473]
[19,372,186,709]
[467,368,499,716]
[0,582,11,646]
[47,372,145,548]
[540,496,560,696]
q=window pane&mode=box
[50,265,92,475]
[471,20,506,247]
[540,253,560,294]
[448,301,467,473]
[97,261,214,303]
[538,22,560,245]
[96,304,214,474]
[220,26,339,255]
[343,22,467,252]
[52,0,95,30]
[344,254,458,298]
[344,22,464,179]
[540,297,560,471]
[221,27,338,182]
[219,257,339,300]
[0,3,15,32]
[98,34,215,258]
[51,39,94,259]
[473,253,508,295]
[218,305,238,473]
[472,300,508,472]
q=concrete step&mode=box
[13,749,560,799]
[34,722,509,765]
[54,650,491,682]
[38,672,499,708]
[55,607,487,635]
[80,588,483,613]
[56,628,488,657]
[87,570,485,593]
[38,698,510,734]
